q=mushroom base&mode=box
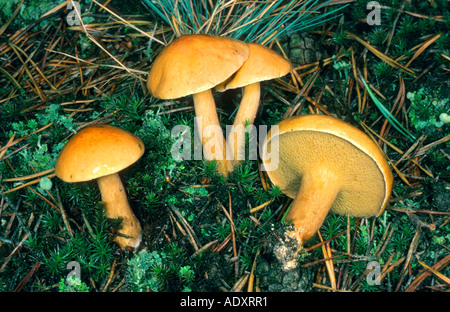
[97,173,142,248]
[285,167,340,244]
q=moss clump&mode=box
[1,0,68,30]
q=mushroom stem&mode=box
[97,173,142,248]
[193,89,230,176]
[285,168,341,244]
[228,82,261,169]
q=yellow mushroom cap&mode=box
[55,125,145,182]
[216,43,292,91]
[147,34,249,99]
[262,114,393,217]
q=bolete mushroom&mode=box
[216,43,292,171]
[261,114,393,245]
[147,34,249,176]
[55,124,145,249]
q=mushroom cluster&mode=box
[54,36,393,253]
[261,114,393,245]
[147,34,292,176]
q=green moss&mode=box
[407,87,449,135]
[127,245,196,292]
[1,0,64,29]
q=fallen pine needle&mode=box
[247,249,260,292]
[249,199,274,214]
[2,168,55,182]
[2,173,57,194]
[313,283,352,292]
[231,274,249,292]
[417,260,450,286]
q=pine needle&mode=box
[405,33,441,68]
[143,0,348,45]
[359,73,416,142]
[417,260,450,286]
[347,32,415,75]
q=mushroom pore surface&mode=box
[266,130,387,217]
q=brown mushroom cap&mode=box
[216,43,292,91]
[215,43,292,175]
[55,125,145,182]
[147,34,249,99]
[262,114,393,218]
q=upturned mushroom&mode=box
[261,114,393,245]
[147,34,249,176]
[55,124,145,249]
[216,43,292,171]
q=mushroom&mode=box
[147,34,249,176]
[216,43,292,171]
[55,124,145,249]
[261,114,393,245]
